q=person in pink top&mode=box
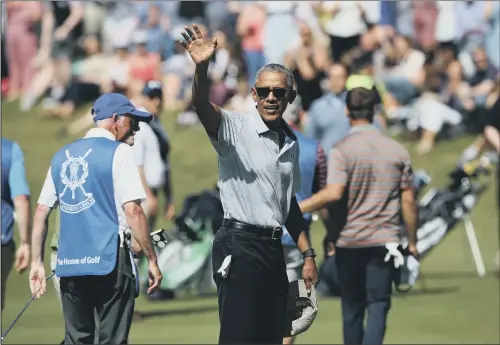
[4,1,42,102]
[236,2,267,90]
[127,30,162,99]
[413,0,438,54]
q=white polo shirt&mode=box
[132,116,166,189]
[38,128,147,235]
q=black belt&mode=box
[222,219,283,240]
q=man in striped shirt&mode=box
[299,87,419,344]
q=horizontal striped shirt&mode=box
[209,108,302,228]
[314,144,327,193]
[289,123,327,193]
[328,124,414,248]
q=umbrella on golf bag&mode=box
[395,157,493,292]
[139,186,224,299]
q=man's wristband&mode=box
[301,248,317,260]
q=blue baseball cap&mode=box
[91,93,153,123]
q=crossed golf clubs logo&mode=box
[59,149,95,213]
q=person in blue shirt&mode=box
[305,63,386,158]
[1,138,31,311]
[281,102,327,344]
[29,93,163,344]
[304,63,350,155]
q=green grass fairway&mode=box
[1,101,499,344]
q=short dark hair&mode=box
[345,87,375,121]
[143,81,163,101]
[145,88,163,101]
[255,63,295,91]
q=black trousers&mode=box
[335,246,394,345]
[60,248,136,344]
[212,225,289,344]
[1,241,15,311]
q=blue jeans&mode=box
[384,76,419,105]
[243,49,266,90]
[336,246,394,345]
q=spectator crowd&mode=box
[1,0,499,158]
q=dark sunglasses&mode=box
[255,87,287,99]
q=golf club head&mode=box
[150,228,170,249]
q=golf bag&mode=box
[139,186,224,299]
[394,158,492,292]
[317,158,492,296]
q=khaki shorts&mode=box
[284,246,303,282]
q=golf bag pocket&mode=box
[116,245,137,296]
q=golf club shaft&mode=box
[1,272,56,341]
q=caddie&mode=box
[29,93,163,344]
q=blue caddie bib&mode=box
[282,130,318,247]
[51,137,121,277]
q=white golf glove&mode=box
[217,255,232,278]
[384,243,405,269]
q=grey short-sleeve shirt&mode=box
[210,108,301,228]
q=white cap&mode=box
[283,279,318,337]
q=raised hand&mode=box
[179,23,218,65]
